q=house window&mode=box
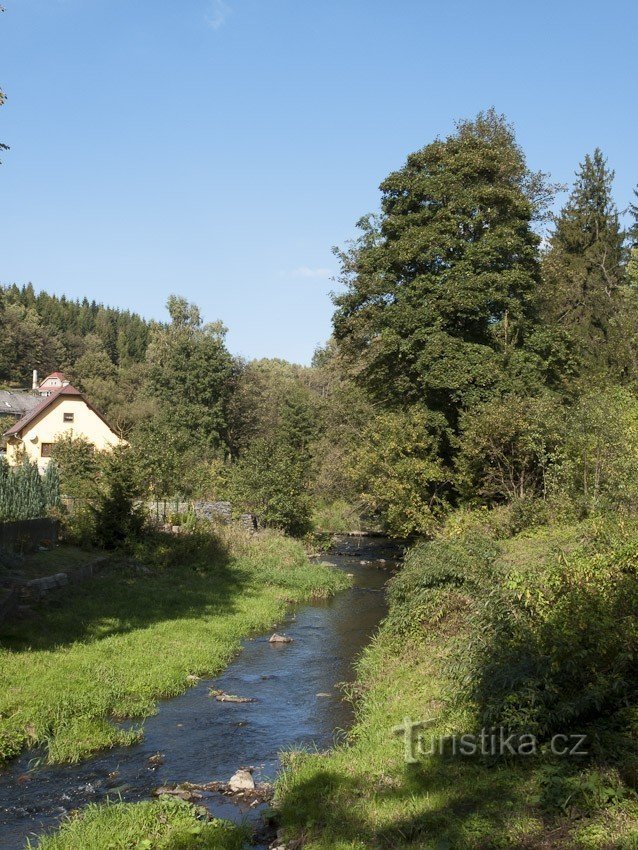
[41,443,53,458]
[63,412,74,423]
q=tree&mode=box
[90,447,145,549]
[352,407,454,536]
[145,296,235,454]
[226,359,318,458]
[42,462,62,510]
[51,434,100,499]
[561,388,638,515]
[333,110,551,426]
[456,394,565,504]
[542,149,625,371]
[628,185,638,248]
[229,437,312,535]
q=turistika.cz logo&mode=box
[392,718,589,763]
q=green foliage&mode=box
[386,532,500,638]
[145,295,235,454]
[542,149,626,374]
[561,387,638,515]
[333,109,550,422]
[28,797,246,850]
[51,434,101,499]
[460,533,638,747]
[352,407,454,536]
[456,393,565,504]
[41,462,61,510]
[0,458,52,521]
[229,437,312,536]
[90,447,145,549]
[0,283,149,387]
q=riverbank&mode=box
[275,517,638,849]
[0,526,348,767]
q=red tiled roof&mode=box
[3,385,119,439]
[43,372,66,380]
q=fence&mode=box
[0,517,59,552]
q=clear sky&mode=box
[2,0,637,364]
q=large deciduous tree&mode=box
[332,110,550,425]
[145,295,236,454]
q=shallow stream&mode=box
[0,535,399,848]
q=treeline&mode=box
[5,109,638,538]
[0,284,151,384]
[327,110,638,534]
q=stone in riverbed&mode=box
[209,689,256,703]
[228,768,255,792]
[269,633,293,644]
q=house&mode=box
[36,370,69,396]
[3,383,125,469]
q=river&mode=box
[0,534,399,849]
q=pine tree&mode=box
[542,149,625,370]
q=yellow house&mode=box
[3,384,125,469]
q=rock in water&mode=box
[269,633,293,644]
[228,768,255,792]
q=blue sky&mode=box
[2,0,637,364]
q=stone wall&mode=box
[0,555,111,623]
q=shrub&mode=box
[0,458,50,521]
[352,407,454,537]
[90,447,145,549]
[456,393,565,505]
[229,437,312,536]
[460,538,638,746]
[385,532,500,639]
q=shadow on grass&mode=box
[277,756,562,850]
[0,531,248,651]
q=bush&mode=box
[229,437,312,536]
[460,535,638,746]
[90,447,145,549]
[385,532,500,639]
[352,407,454,537]
[0,457,58,521]
[456,393,565,505]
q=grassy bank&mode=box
[0,526,348,766]
[27,797,246,850]
[275,517,638,849]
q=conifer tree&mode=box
[629,186,638,248]
[42,462,62,510]
[542,149,625,369]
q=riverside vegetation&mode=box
[3,110,638,847]
[0,526,347,766]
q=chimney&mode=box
[32,369,39,391]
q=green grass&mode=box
[17,545,106,580]
[274,520,638,849]
[27,796,246,850]
[0,527,348,765]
